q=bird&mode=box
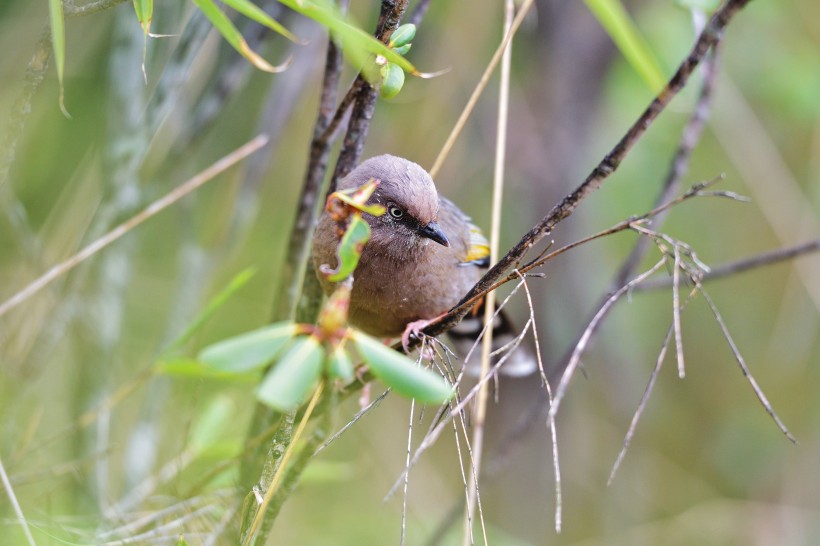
[312,154,537,377]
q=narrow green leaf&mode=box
[584,0,666,92]
[198,321,299,372]
[353,332,453,404]
[191,0,289,73]
[163,267,258,355]
[48,0,70,117]
[328,344,354,381]
[156,358,259,382]
[324,215,370,282]
[257,335,324,411]
[222,0,301,43]
[133,0,153,34]
[190,396,234,452]
[276,0,419,77]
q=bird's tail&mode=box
[446,304,539,377]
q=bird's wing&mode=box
[464,221,490,267]
[438,197,490,267]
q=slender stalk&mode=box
[463,1,513,543]
[0,135,268,318]
[242,383,325,546]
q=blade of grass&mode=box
[584,0,666,92]
[223,0,302,43]
[48,0,71,117]
[191,0,289,73]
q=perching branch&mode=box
[417,0,752,344]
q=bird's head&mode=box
[338,155,451,253]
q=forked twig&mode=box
[549,259,668,421]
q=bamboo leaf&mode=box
[257,335,324,410]
[198,321,299,372]
[323,215,371,282]
[584,0,666,92]
[353,332,453,404]
[276,0,420,77]
[222,0,302,43]
[133,0,153,34]
[156,358,258,382]
[48,0,70,117]
[327,344,354,381]
[164,267,258,355]
[191,0,290,73]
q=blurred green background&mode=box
[1,0,819,544]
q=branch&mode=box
[639,238,820,290]
[417,0,752,344]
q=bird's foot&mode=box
[401,318,434,354]
[401,315,444,356]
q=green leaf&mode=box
[257,335,324,411]
[379,62,405,99]
[222,0,302,43]
[276,0,419,78]
[48,0,70,117]
[389,23,416,49]
[198,321,299,372]
[164,267,257,355]
[324,214,371,282]
[327,344,354,381]
[353,332,453,404]
[392,43,411,56]
[133,0,153,34]
[156,358,258,382]
[191,0,289,73]
[584,0,666,92]
[190,396,234,452]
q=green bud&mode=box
[389,24,416,49]
[379,62,405,99]
[392,43,412,56]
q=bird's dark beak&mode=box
[418,221,450,247]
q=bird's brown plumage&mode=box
[313,155,479,337]
[312,155,536,376]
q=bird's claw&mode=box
[401,318,433,354]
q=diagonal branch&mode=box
[417,0,752,344]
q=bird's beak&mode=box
[418,221,450,247]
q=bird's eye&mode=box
[388,205,404,219]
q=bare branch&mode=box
[640,238,820,290]
[699,288,797,443]
[549,259,668,421]
[418,0,752,343]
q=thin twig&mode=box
[242,383,325,546]
[699,288,796,443]
[429,0,535,179]
[517,271,561,532]
[464,1,514,541]
[0,456,36,546]
[416,0,752,345]
[640,238,820,290]
[0,135,268,318]
[401,397,416,546]
[672,246,685,378]
[548,259,668,421]
[607,286,698,485]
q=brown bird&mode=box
[312,154,536,376]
